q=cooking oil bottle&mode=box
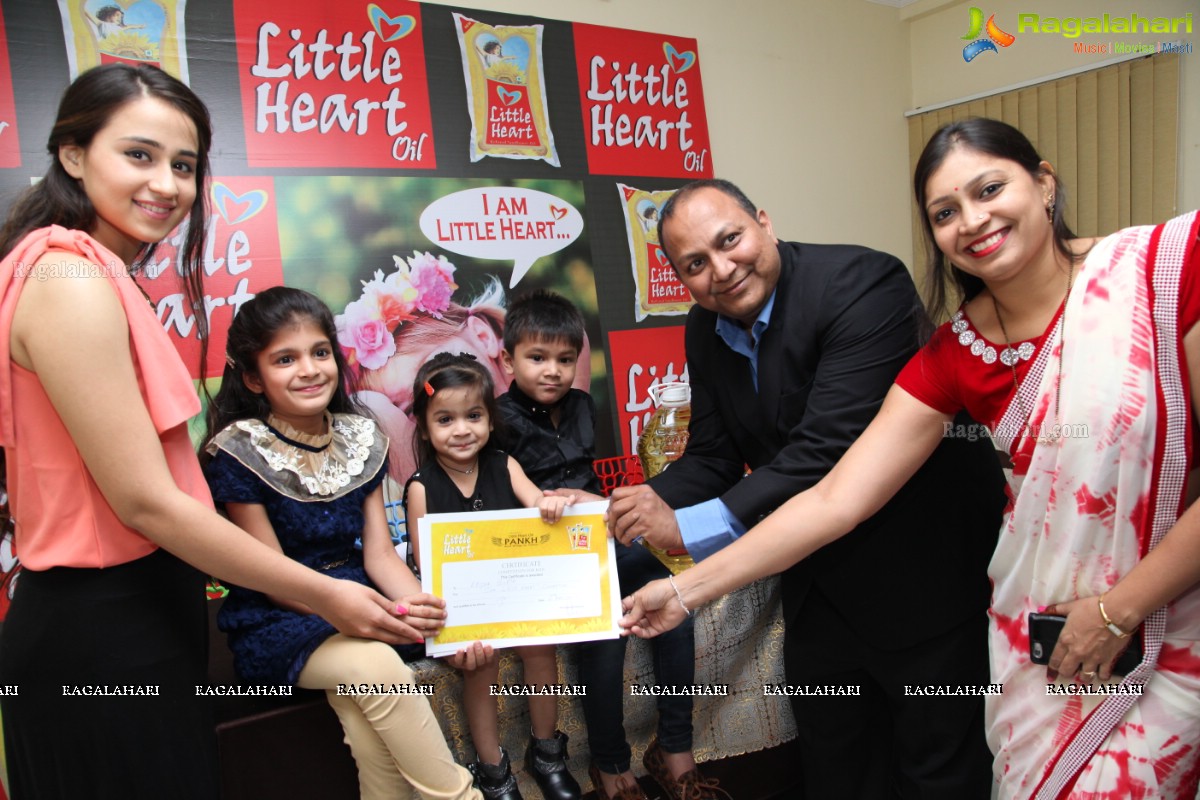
[636,382,695,574]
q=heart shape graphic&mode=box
[497,86,523,106]
[654,247,671,268]
[211,183,267,226]
[549,205,567,221]
[367,5,415,42]
[663,43,696,74]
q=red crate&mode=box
[593,455,645,497]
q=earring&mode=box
[1046,197,1055,222]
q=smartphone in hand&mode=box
[1028,612,1143,676]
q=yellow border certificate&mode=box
[418,501,619,656]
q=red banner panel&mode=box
[607,325,689,456]
[0,5,20,168]
[140,176,284,379]
[233,0,435,169]
[574,23,712,179]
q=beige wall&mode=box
[422,0,916,263]
[907,0,1199,214]
[422,0,1197,269]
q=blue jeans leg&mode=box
[577,541,695,773]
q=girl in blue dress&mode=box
[203,286,481,800]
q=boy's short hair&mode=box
[503,289,585,353]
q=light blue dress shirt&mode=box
[675,290,776,561]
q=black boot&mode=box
[525,730,582,800]
[469,747,523,800]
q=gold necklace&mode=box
[991,262,1075,445]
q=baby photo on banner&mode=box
[273,176,606,483]
[452,12,559,167]
[617,183,691,322]
[57,0,189,81]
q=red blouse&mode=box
[898,232,1200,437]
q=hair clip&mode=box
[424,380,435,397]
[224,353,236,369]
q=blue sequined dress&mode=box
[204,413,417,684]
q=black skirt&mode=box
[0,548,217,799]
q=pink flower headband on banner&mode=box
[336,251,459,371]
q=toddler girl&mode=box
[405,352,581,800]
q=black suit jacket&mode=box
[649,241,1005,650]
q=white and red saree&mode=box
[985,211,1200,799]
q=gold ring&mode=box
[1080,671,1096,680]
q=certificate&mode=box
[418,501,620,656]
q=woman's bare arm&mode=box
[622,386,951,635]
[10,257,415,643]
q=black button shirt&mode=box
[497,384,603,495]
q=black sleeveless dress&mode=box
[405,448,521,515]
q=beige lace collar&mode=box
[206,413,388,503]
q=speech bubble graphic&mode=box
[419,187,584,288]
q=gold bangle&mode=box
[668,575,694,617]
[1098,593,1131,639]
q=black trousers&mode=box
[0,549,217,800]
[784,586,994,800]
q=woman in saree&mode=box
[618,117,1200,798]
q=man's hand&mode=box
[605,485,684,549]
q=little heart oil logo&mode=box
[961,7,1016,62]
[663,42,695,73]
[212,183,268,225]
[366,4,415,42]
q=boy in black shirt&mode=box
[498,290,603,498]
[499,291,717,800]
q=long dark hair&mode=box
[203,287,362,453]
[0,63,214,351]
[410,352,504,468]
[0,64,214,485]
[913,117,1081,322]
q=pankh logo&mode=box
[961,7,1016,62]
[491,533,552,548]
